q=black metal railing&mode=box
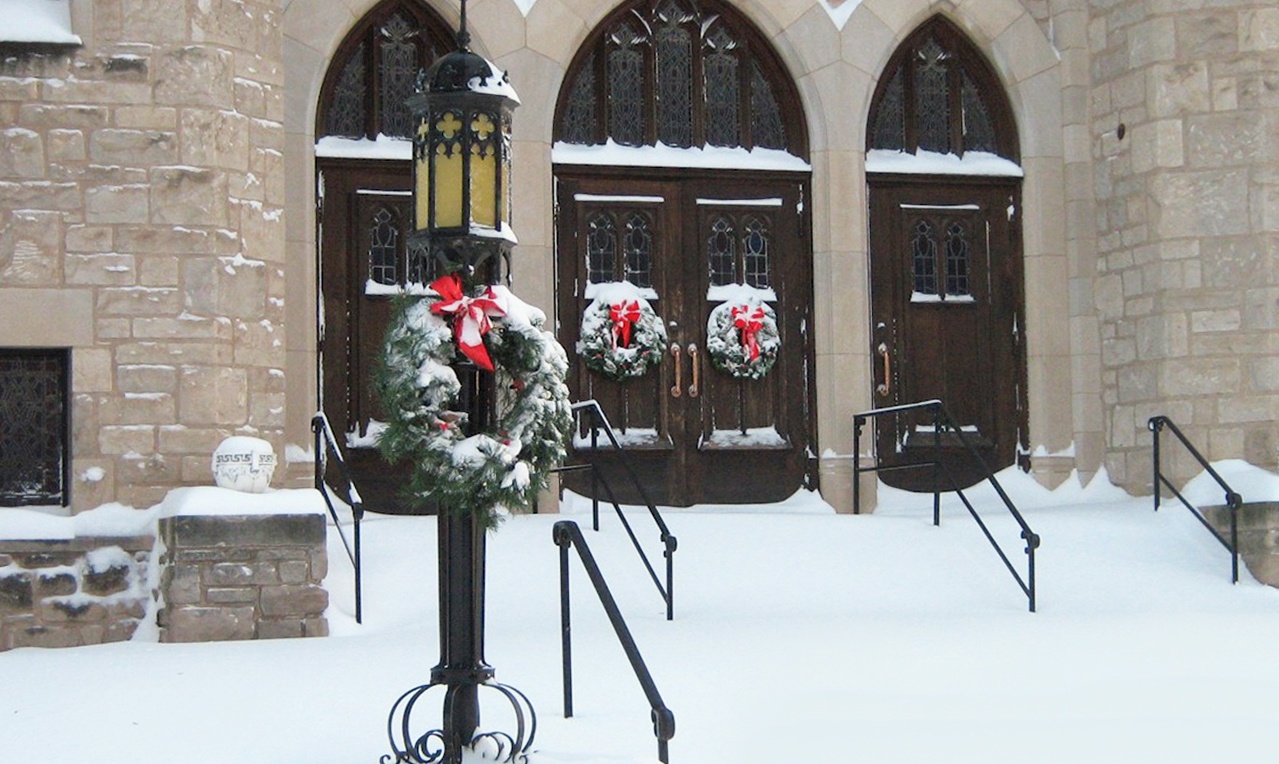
[1148,415,1241,583]
[854,400,1040,612]
[553,520,675,764]
[553,399,677,620]
[312,412,364,624]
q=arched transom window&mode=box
[867,17,1017,160]
[317,0,455,140]
[555,0,806,157]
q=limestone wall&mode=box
[1088,1,1279,488]
[0,0,288,511]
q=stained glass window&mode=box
[0,349,68,506]
[318,1,453,141]
[369,206,399,285]
[587,213,618,284]
[407,238,437,286]
[624,213,654,288]
[945,221,970,296]
[743,217,770,288]
[866,17,1015,160]
[912,219,938,295]
[554,0,804,157]
[708,217,737,286]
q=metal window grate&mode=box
[0,348,69,506]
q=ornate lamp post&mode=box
[383,3,535,763]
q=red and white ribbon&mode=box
[429,274,507,371]
[731,304,766,361]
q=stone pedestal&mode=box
[1201,502,1279,588]
[158,513,328,642]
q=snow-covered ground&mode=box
[4,464,1279,764]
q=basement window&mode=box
[0,348,71,507]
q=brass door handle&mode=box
[670,344,683,398]
[876,342,891,397]
[687,343,700,398]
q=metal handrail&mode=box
[553,399,677,620]
[311,412,364,624]
[854,399,1040,612]
[553,520,676,764]
[1148,415,1241,583]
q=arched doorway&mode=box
[315,0,455,511]
[553,0,815,506]
[866,16,1028,491]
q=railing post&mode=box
[664,535,676,622]
[853,416,863,514]
[1150,417,1163,512]
[354,509,363,624]
[556,526,573,718]
[590,416,600,532]
[932,403,941,527]
[1229,490,1241,585]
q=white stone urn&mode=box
[211,436,277,493]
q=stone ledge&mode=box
[160,513,324,548]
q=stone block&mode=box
[86,184,151,224]
[164,563,202,605]
[260,584,328,617]
[114,106,178,130]
[303,617,329,638]
[90,129,179,166]
[35,572,78,598]
[151,167,229,226]
[206,562,278,587]
[278,559,309,585]
[9,623,83,649]
[183,257,270,319]
[257,618,304,639]
[206,587,257,604]
[140,256,180,287]
[118,364,178,394]
[1149,61,1211,117]
[40,600,106,623]
[99,425,155,456]
[0,574,34,610]
[82,564,131,597]
[47,129,86,162]
[1,210,62,286]
[154,46,234,108]
[0,128,45,178]
[117,453,180,485]
[99,393,176,426]
[65,254,137,286]
[133,316,233,340]
[157,425,228,454]
[163,514,324,549]
[1240,8,1279,52]
[181,109,250,171]
[178,365,248,426]
[163,605,255,643]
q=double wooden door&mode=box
[556,172,815,506]
[868,178,1027,490]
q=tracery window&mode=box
[707,213,773,289]
[554,0,806,157]
[0,349,69,507]
[867,17,1016,160]
[318,1,455,140]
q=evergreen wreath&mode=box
[375,275,572,525]
[705,300,781,380]
[576,287,668,381]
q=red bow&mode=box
[429,274,507,371]
[732,304,766,361]
[609,300,641,349]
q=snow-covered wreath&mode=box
[576,283,668,381]
[376,274,572,525]
[705,300,781,380]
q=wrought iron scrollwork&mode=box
[384,680,537,764]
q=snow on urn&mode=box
[211,436,277,493]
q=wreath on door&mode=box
[577,283,668,381]
[706,300,780,380]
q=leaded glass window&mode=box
[407,238,438,286]
[945,222,970,297]
[743,217,770,288]
[318,1,453,141]
[624,213,654,288]
[866,17,1016,160]
[587,213,618,284]
[562,53,598,145]
[369,206,399,286]
[911,219,938,296]
[708,216,737,286]
[608,24,647,147]
[704,28,740,147]
[554,0,805,157]
[0,349,68,506]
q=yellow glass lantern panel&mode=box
[469,113,497,228]
[415,121,430,231]
[432,112,464,229]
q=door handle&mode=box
[876,342,891,397]
[670,344,683,398]
[687,343,700,398]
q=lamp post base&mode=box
[384,678,537,764]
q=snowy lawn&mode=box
[4,466,1279,764]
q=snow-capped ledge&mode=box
[866,149,1024,177]
[553,140,812,172]
[2,0,82,45]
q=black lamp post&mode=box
[385,4,532,763]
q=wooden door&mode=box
[868,178,1026,490]
[557,172,814,506]
[320,162,423,512]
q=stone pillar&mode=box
[158,513,328,642]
